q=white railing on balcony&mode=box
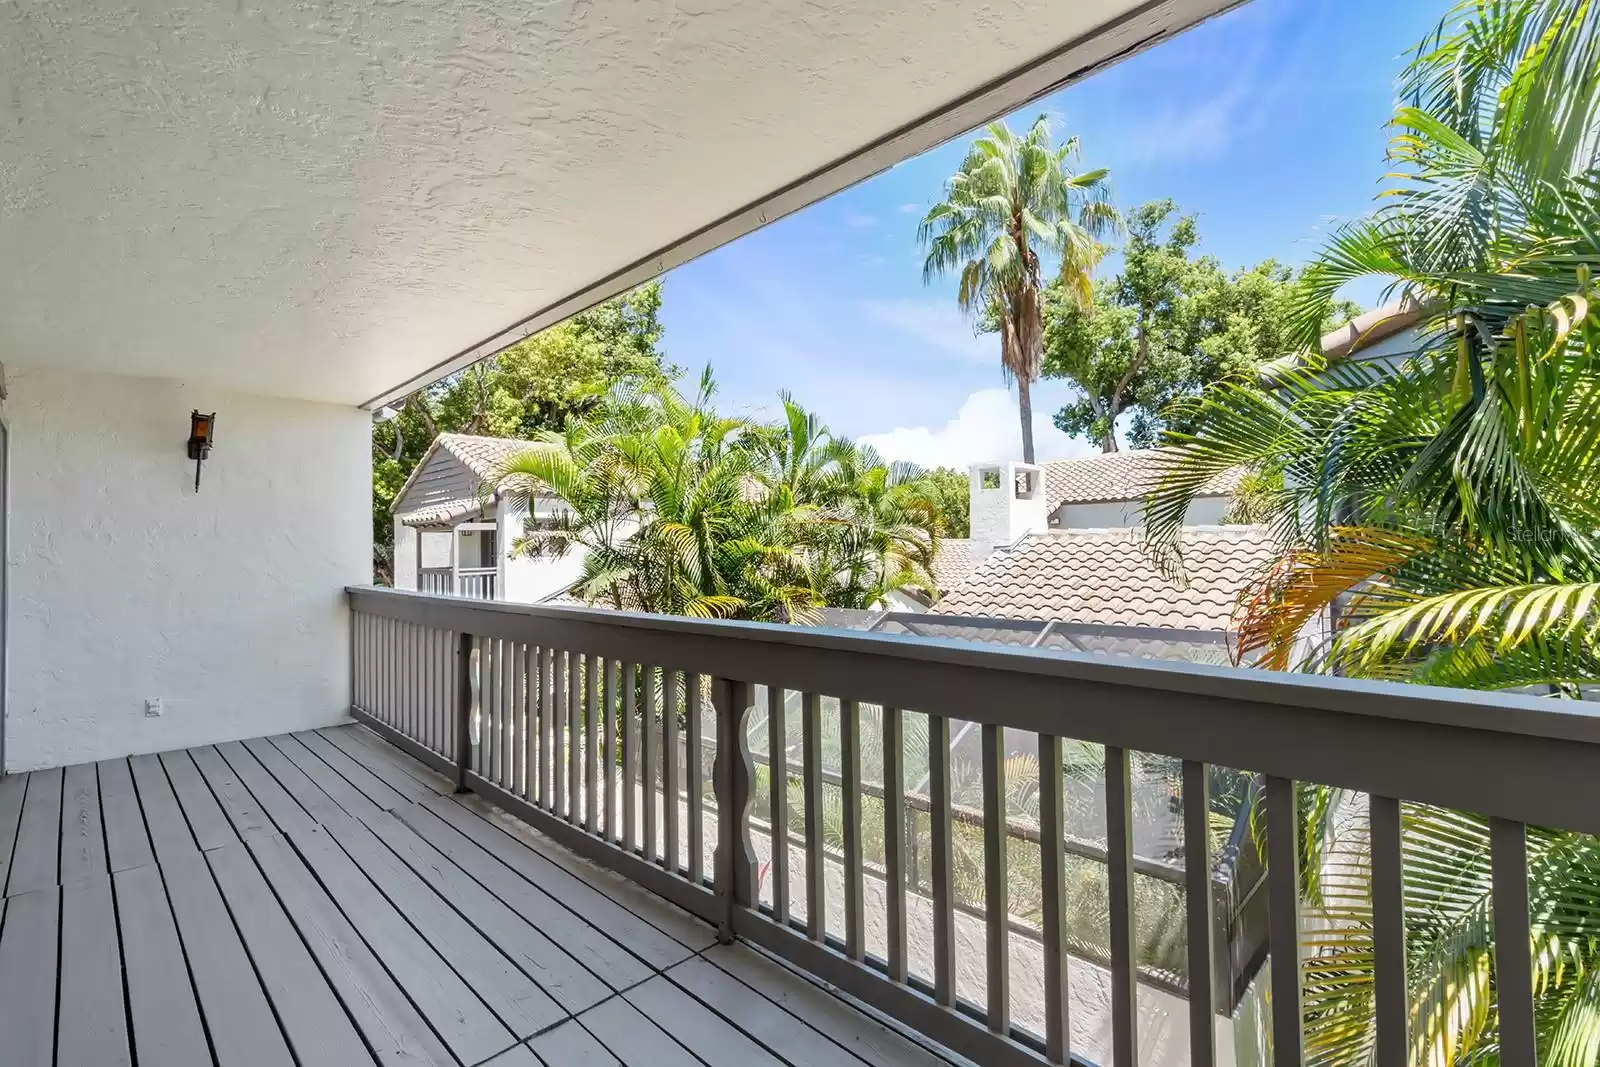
[347,585,1600,1067]
[418,566,454,595]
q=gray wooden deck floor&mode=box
[0,724,958,1067]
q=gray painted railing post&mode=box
[713,677,755,945]
[454,631,474,793]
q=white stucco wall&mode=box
[392,519,418,590]
[2,367,370,772]
[498,496,589,604]
[1054,495,1230,529]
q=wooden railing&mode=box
[347,586,1600,1067]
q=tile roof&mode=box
[932,526,1278,631]
[394,497,490,527]
[435,433,540,480]
[1043,449,1244,511]
[931,539,980,595]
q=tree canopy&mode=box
[1042,199,1358,450]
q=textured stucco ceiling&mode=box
[0,0,1232,406]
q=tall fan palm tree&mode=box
[919,116,1120,463]
[1146,2,1600,1061]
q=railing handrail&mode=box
[348,585,1600,840]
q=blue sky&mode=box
[656,0,1443,468]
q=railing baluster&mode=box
[841,699,864,962]
[981,723,1009,1034]
[586,655,601,832]
[883,706,906,983]
[502,638,516,789]
[1182,760,1214,1067]
[1370,794,1406,1067]
[929,713,955,1007]
[406,621,416,746]
[604,659,618,842]
[568,652,582,825]
[622,664,637,850]
[713,678,755,944]
[552,650,567,817]
[541,648,555,809]
[664,670,681,872]
[488,638,503,784]
[517,644,531,798]
[531,646,545,804]
[688,675,705,884]
[1040,734,1069,1064]
[802,691,825,941]
[769,687,790,926]
[643,668,659,862]
[1106,745,1138,1067]
[1265,774,1303,1067]
[1492,817,1536,1067]
[454,632,473,790]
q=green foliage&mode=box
[487,375,944,620]
[903,467,970,538]
[371,283,670,579]
[920,115,1119,463]
[1043,200,1359,451]
[1145,1,1600,1061]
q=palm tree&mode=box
[490,375,939,620]
[1147,0,1600,690]
[1145,1,1600,1060]
[919,116,1120,463]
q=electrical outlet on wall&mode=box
[144,698,164,718]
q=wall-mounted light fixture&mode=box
[187,410,215,492]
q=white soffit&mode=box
[0,0,1239,407]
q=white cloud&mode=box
[898,202,922,214]
[860,298,991,364]
[844,212,878,228]
[860,388,1097,470]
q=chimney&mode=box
[969,462,1047,558]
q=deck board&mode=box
[580,995,705,1067]
[0,724,960,1067]
[9,766,62,895]
[161,748,238,851]
[97,758,154,873]
[58,875,132,1066]
[250,833,457,1067]
[215,740,320,838]
[59,762,106,884]
[318,809,565,1039]
[0,888,60,1066]
[319,724,452,802]
[425,794,701,970]
[115,863,212,1067]
[530,1020,624,1066]
[626,976,787,1067]
[362,805,611,1013]
[291,822,518,1064]
[396,802,653,992]
[0,772,26,891]
[207,842,377,1067]
[160,847,297,1066]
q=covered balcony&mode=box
[0,1,1590,1066]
